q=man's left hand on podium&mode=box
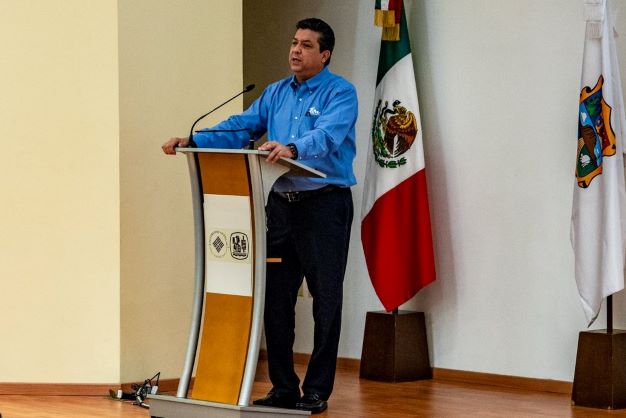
[258,141,295,162]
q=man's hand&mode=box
[258,141,294,162]
[162,137,190,155]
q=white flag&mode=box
[572,0,626,325]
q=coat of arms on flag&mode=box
[576,75,617,188]
[372,99,418,168]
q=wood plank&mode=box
[0,359,571,398]
[0,395,149,418]
[252,361,622,418]
[198,153,250,196]
[0,362,623,418]
[0,383,113,396]
[0,378,181,397]
[433,367,572,395]
[256,351,572,394]
[191,292,253,404]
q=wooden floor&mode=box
[1,364,625,418]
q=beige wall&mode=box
[119,1,243,382]
[0,1,120,382]
[0,0,242,385]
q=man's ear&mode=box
[322,50,331,64]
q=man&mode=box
[162,18,357,414]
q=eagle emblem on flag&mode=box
[576,75,616,188]
[371,98,418,168]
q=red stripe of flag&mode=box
[361,169,436,311]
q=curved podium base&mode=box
[148,395,310,418]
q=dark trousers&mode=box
[264,187,353,400]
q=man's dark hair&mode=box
[296,18,335,66]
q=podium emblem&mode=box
[230,232,249,260]
[209,231,228,258]
[207,229,252,263]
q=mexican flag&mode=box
[361,0,436,312]
[571,0,626,325]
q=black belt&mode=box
[273,185,340,202]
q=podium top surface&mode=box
[176,147,326,178]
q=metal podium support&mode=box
[149,148,324,418]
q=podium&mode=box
[149,148,324,418]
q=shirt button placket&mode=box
[291,88,305,141]
[288,88,297,141]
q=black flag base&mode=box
[572,330,626,409]
[359,310,432,382]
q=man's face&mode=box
[289,29,330,83]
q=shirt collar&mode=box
[290,67,331,92]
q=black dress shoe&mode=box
[296,393,327,414]
[252,390,300,409]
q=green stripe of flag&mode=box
[376,7,411,86]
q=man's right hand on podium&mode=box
[162,137,189,155]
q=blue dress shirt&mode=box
[193,67,358,192]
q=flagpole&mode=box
[607,295,613,333]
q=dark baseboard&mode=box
[0,382,115,396]
[0,353,572,396]
[432,368,572,394]
[279,351,572,395]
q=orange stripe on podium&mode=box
[191,292,253,404]
[199,153,251,196]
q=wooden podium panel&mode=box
[198,153,251,196]
[192,152,255,404]
[192,292,253,404]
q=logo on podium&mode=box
[209,231,228,258]
[207,229,252,263]
[230,232,249,260]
